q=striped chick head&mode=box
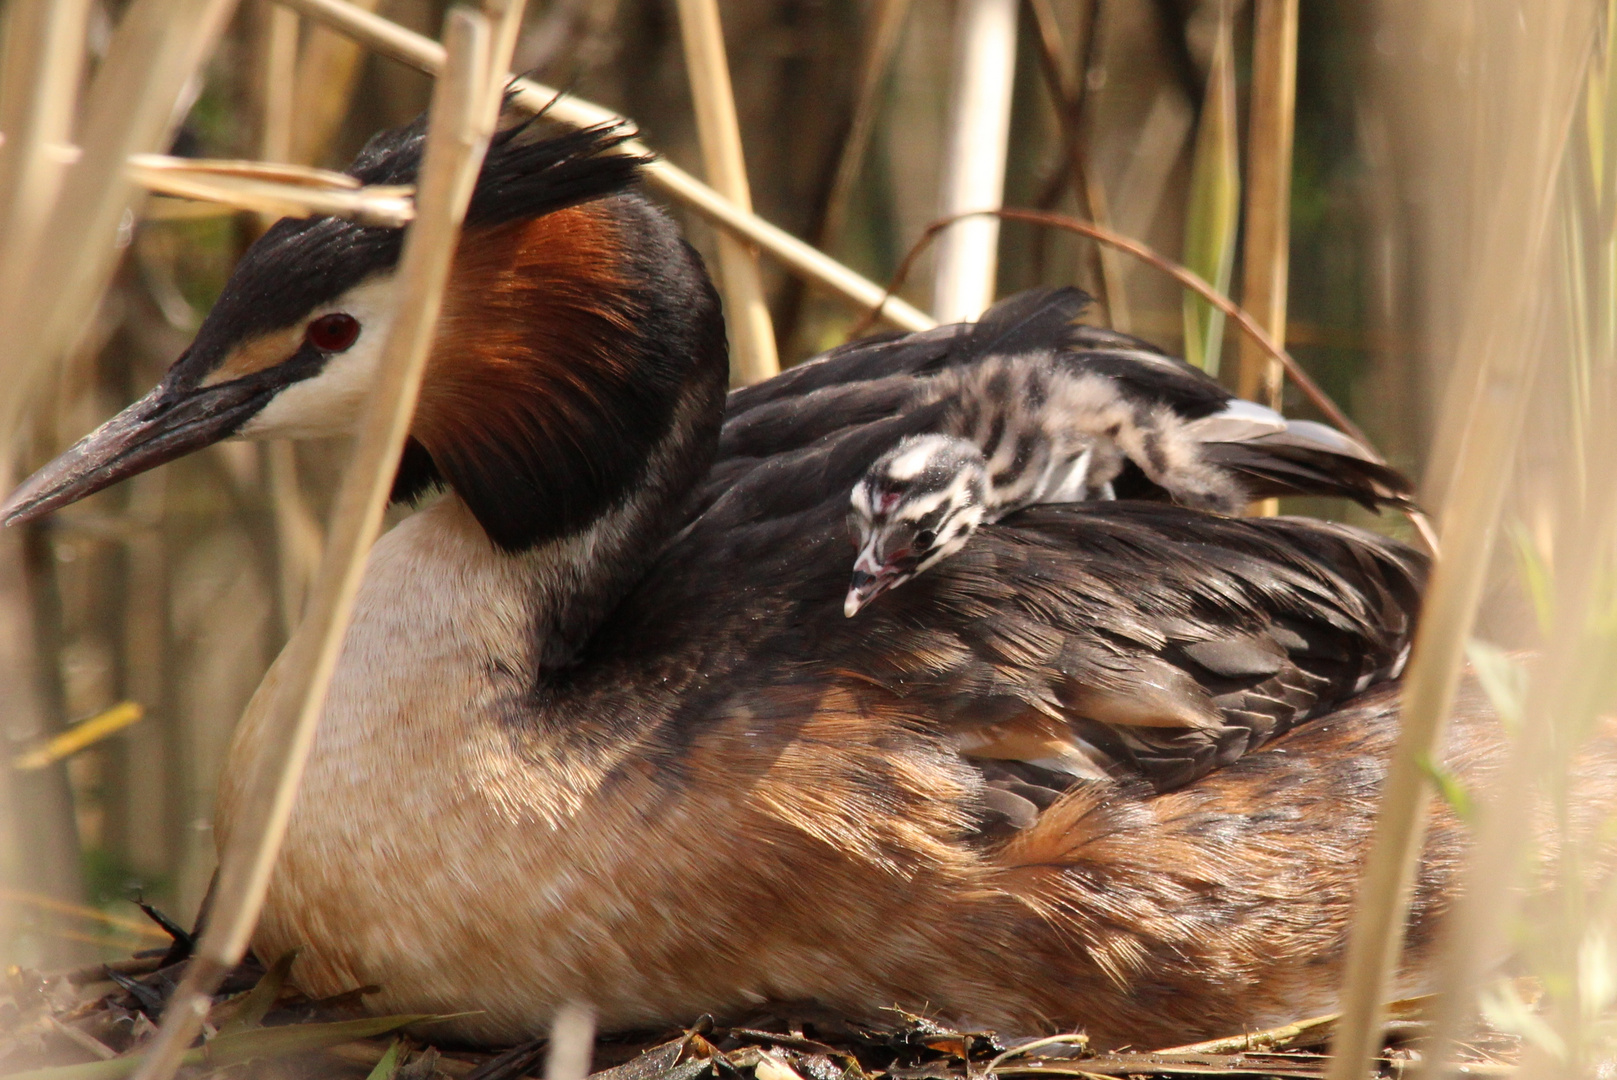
[846,434,989,617]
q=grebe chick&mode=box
[845,351,1337,615]
[847,434,993,616]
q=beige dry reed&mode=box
[126,5,523,1078]
[674,0,780,383]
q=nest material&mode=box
[0,943,1522,1080]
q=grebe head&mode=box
[2,118,729,553]
[845,434,989,618]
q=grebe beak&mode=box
[2,367,274,527]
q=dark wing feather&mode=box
[1203,428,1417,511]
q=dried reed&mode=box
[1236,0,1297,521]
[931,0,1018,322]
[0,0,239,449]
[126,6,523,1078]
[126,154,414,226]
[674,0,779,383]
[1325,6,1598,1079]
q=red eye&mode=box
[306,312,360,352]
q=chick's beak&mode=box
[1,371,276,527]
[844,550,903,618]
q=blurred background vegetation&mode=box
[0,0,1599,1019]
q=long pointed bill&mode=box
[1,374,276,527]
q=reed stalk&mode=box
[288,0,383,166]
[0,0,240,453]
[126,6,523,1077]
[1024,0,1127,330]
[1236,0,1297,409]
[674,0,778,384]
[0,0,97,957]
[932,0,1019,322]
[255,4,326,634]
[1323,6,1595,1079]
[1237,0,1297,517]
[257,1,298,167]
[125,155,415,225]
[1411,14,1617,1073]
[272,0,934,332]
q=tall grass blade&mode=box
[1181,6,1239,375]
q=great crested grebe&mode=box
[843,352,1411,616]
[0,116,1526,1049]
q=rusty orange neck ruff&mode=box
[396,194,728,667]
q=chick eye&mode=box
[915,529,937,548]
[306,312,360,352]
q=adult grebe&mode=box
[4,117,1507,1049]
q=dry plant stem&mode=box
[983,1034,1090,1076]
[0,0,92,319]
[675,0,779,383]
[258,0,298,166]
[1237,0,1297,410]
[256,3,326,632]
[932,0,1019,322]
[1081,171,1129,332]
[125,158,415,225]
[13,701,143,769]
[0,886,173,940]
[545,1002,597,1080]
[289,0,383,165]
[0,0,96,937]
[271,0,934,332]
[1155,1013,1338,1055]
[0,0,240,451]
[820,0,911,250]
[126,8,517,1079]
[1416,271,1617,1077]
[1323,10,1591,1080]
[1237,0,1297,518]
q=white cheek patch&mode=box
[236,274,400,441]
